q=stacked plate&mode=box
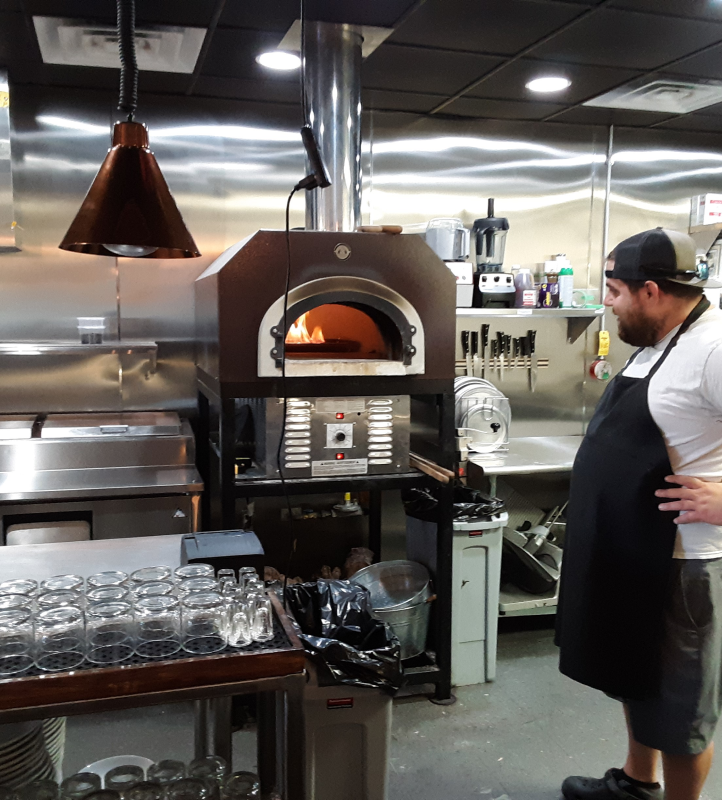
[454,376,511,455]
[0,718,65,788]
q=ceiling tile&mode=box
[363,44,503,95]
[441,96,567,120]
[201,28,298,82]
[389,0,585,56]
[192,75,301,105]
[533,8,722,70]
[548,105,673,126]
[665,47,722,81]
[654,114,722,133]
[466,58,641,105]
[220,0,416,31]
[24,0,217,27]
[362,88,444,113]
[609,1,722,21]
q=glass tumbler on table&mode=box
[60,773,101,800]
[188,756,227,799]
[86,601,134,664]
[125,784,162,800]
[215,570,236,593]
[134,595,181,658]
[38,590,84,610]
[133,581,173,601]
[87,571,128,590]
[177,577,218,598]
[250,595,274,642]
[237,568,257,592]
[0,579,38,598]
[40,575,83,594]
[174,564,215,582]
[181,591,226,654]
[221,772,260,800]
[0,594,32,612]
[147,761,185,786]
[104,765,144,795]
[86,586,129,605]
[84,792,120,800]
[165,780,210,800]
[0,609,33,675]
[131,566,172,585]
[225,591,252,649]
[19,780,59,800]
[35,606,85,671]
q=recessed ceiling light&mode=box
[526,76,571,94]
[256,51,301,71]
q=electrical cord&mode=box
[117,0,138,121]
[280,186,300,605]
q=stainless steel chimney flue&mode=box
[303,22,362,232]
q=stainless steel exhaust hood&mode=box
[0,71,19,254]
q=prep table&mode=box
[0,535,305,800]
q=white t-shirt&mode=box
[621,306,722,559]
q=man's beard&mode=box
[617,311,663,347]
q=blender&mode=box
[472,199,514,308]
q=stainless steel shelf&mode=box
[456,308,603,317]
[468,435,582,476]
[0,340,157,355]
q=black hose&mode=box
[117,0,138,121]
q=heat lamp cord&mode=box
[280,186,300,605]
[117,0,138,121]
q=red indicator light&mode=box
[336,413,344,419]
[336,453,345,460]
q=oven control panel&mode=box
[266,395,410,478]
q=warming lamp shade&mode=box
[59,120,200,259]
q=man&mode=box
[658,475,722,525]
[557,228,722,800]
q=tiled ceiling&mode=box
[2,0,722,131]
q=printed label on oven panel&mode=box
[312,458,368,477]
[316,398,365,414]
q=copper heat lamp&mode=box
[59,0,200,259]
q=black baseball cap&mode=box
[605,227,720,288]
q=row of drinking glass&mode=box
[0,565,274,675]
[4,756,261,800]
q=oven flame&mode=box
[286,312,325,345]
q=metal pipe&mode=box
[303,21,363,232]
[600,124,614,327]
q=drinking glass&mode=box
[181,591,226,654]
[221,773,260,800]
[86,586,129,605]
[133,581,173,600]
[147,761,185,786]
[226,594,252,649]
[177,578,218,597]
[35,606,85,671]
[134,595,181,658]
[84,793,120,800]
[0,594,32,611]
[0,608,33,675]
[237,568,257,592]
[216,570,235,593]
[165,780,210,800]
[40,575,83,593]
[125,784,162,800]
[251,595,274,642]
[19,780,59,800]
[131,566,172,584]
[86,601,134,664]
[104,765,144,795]
[87,571,128,589]
[38,590,83,610]
[188,756,227,785]
[60,773,101,800]
[0,579,37,597]
[174,564,214,581]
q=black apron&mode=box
[556,297,710,700]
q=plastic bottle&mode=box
[559,264,574,308]
[514,268,536,308]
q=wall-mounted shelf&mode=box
[0,341,158,372]
[456,307,603,343]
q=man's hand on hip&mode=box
[656,475,722,525]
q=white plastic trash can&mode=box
[406,512,508,686]
[304,665,392,800]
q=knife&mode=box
[528,329,538,392]
[497,331,505,380]
[512,337,520,370]
[461,331,471,376]
[481,324,490,379]
[504,334,512,373]
[470,330,479,377]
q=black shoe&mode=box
[561,768,663,800]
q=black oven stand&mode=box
[195,374,456,703]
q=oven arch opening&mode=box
[257,276,425,378]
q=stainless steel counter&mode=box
[468,435,582,476]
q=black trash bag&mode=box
[285,580,402,691]
[402,483,504,523]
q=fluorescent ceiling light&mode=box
[256,51,301,71]
[526,76,571,94]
